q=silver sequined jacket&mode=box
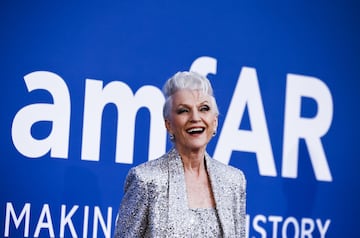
[114,148,246,238]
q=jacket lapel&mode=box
[205,154,234,237]
[167,148,191,236]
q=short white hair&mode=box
[162,71,219,119]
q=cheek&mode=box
[169,116,186,131]
[208,116,218,128]
[214,118,218,128]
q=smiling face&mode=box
[165,89,218,154]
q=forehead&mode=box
[171,89,211,106]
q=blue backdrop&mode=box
[1,1,359,237]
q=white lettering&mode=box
[83,206,89,238]
[81,79,166,163]
[4,202,115,237]
[11,71,70,158]
[247,214,330,238]
[189,56,217,76]
[245,214,250,238]
[269,215,283,238]
[10,58,333,183]
[34,204,55,238]
[282,74,333,181]
[213,67,277,176]
[4,202,30,237]
[92,206,112,238]
[4,203,331,238]
[301,217,315,238]
[60,205,78,237]
[253,214,267,238]
[317,219,331,238]
[282,216,300,238]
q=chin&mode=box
[186,142,208,151]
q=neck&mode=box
[175,146,206,175]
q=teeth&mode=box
[187,128,204,133]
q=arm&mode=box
[114,168,149,238]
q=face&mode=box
[165,89,218,154]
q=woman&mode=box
[114,71,246,237]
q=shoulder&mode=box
[207,158,246,189]
[125,152,169,187]
[134,154,168,172]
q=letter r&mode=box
[282,74,333,181]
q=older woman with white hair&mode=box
[114,71,246,237]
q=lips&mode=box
[186,127,205,134]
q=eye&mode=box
[176,108,189,114]
[200,105,210,112]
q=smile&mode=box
[186,127,205,134]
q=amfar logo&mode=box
[11,56,333,181]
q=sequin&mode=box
[113,148,246,238]
[188,208,223,237]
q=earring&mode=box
[213,130,217,137]
[169,134,175,140]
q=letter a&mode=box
[213,67,277,176]
[11,71,71,158]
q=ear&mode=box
[165,119,173,134]
[214,115,218,130]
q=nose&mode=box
[190,110,201,123]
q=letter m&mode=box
[81,79,166,164]
[4,203,31,237]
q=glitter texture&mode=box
[188,208,222,237]
[114,148,246,237]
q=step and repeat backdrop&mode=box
[1,1,359,237]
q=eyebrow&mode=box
[176,101,210,108]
